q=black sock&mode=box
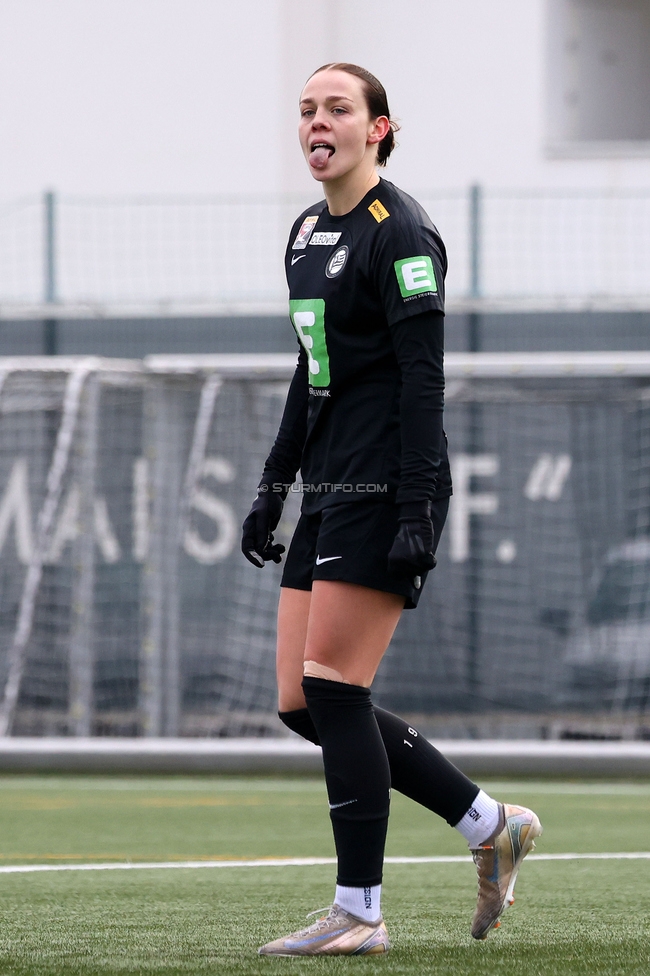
[301,677,390,888]
[279,705,478,827]
[373,707,478,825]
[279,707,321,744]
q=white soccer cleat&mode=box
[470,802,543,940]
[258,903,390,956]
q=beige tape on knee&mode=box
[303,660,350,683]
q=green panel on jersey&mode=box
[394,256,438,298]
[289,299,330,387]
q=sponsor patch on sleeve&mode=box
[292,215,319,249]
[368,199,390,223]
[394,256,438,299]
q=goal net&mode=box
[0,353,649,736]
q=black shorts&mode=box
[281,497,449,610]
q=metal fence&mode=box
[0,188,649,313]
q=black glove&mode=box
[241,481,286,568]
[387,501,437,580]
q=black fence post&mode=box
[469,182,482,302]
[467,183,483,709]
[43,190,57,354]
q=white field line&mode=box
[0,852,649,875]
[1,778,649,796]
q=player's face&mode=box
[298,70,384,183]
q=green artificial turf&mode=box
[0,776,647,974]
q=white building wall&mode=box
[0,0,648,199]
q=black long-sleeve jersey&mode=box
[263,178,453,514]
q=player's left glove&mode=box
[387,501,437,579]
[241,481,286,568]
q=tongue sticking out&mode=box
[310,146,333,169]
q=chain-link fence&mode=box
[1,188,649,311]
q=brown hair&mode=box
[308,63,399,166]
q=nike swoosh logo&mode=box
[329,799,357,810]
[291,254,306,265]
[287,930,348,948]
[315,555,342,565]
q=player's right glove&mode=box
[387,500,437,579]
[241,480,286,568]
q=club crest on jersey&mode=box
[325,246,349,278]
[292,215,319,249]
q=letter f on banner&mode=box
[449,454,499,562]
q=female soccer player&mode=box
[241,63,541,957]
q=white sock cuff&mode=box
[454,789,501,848]
[334,884,382,923]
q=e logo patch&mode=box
[394,256,437,298]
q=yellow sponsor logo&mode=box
[368,199,390,223]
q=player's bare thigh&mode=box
[277,587,311,712]
[277,582,404,711]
